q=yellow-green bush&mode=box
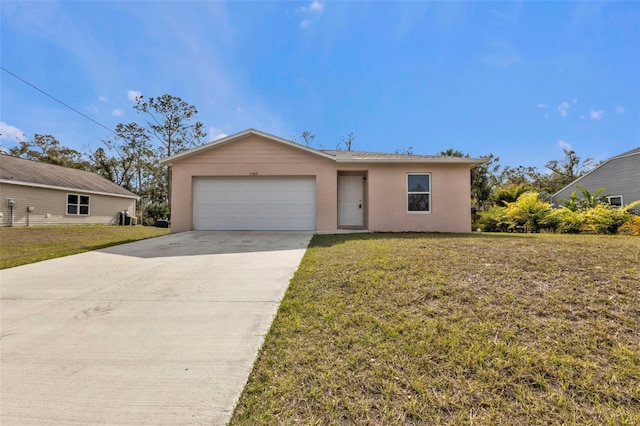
[477,205,510,232]
[583,200,640,234]
[619,215,640,236]
[478,195,639,235]
[543,207,585,234]
[504,192,553,233]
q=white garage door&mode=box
[193,176,316,230]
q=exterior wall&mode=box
[0,183,136,227]
[169,134,473,233]
[553,153,640,206]
[367,164,472,233]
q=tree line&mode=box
[7,94,205,224]
[5,93,599,224]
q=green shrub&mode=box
[143,203,170,226]
[505,192,552,233]
[477,205,510,232]
[491,184,529,207]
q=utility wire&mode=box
[1,66,115,134]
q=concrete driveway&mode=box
[1,231,313,425]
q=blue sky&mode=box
[1,1,638,170]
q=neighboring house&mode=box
[0,154,138,227]
[161,129,485,233]
[553,147,640,208]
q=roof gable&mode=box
[0,154,138,198]
[161,129,334,164]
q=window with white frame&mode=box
[607,195,623,207]
[407,173,430,213]
[67,194,90,215]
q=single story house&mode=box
[553,147,640,208]
[161,129,484,233]
[0,154,138,227]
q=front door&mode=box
[338,175,364,227]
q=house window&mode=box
[607,195,623,207]
[407,173,430,213]
[67,194,90,215]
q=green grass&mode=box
[231,233,640,425]
[0,225,170,269]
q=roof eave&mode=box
[335,157,487,166]
[0,179,140,200]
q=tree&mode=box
[544,148,595,194]
[9,134,90,170]
[89,123,154,194]
[134,94,206,203]
[301,131,316,147]
[439,149,500,210]
[340,132,355,151]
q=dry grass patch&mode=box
[231,233,640,425]
[0,225,170,269]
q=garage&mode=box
[193,176,316,230]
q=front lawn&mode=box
[0,225,170,269]
[231,233,640,425]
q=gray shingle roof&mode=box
[321,150,443,160]
[611,147,640,158]
[0,154,138,198]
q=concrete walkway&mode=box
[1,231,312,425]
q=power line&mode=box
[1,66,115,134]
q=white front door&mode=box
[338,175,364,227]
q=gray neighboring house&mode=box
[0,154,138,227]
[553,147,640,209]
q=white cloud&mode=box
[615,106,625,114]
[112,108,124,117]
[209,127,228,141]
[557,101,570,117]
[127,90,143,102]
[557,140,573,151]
[298,1,323,28]
[572,98,578,104]
[299,1,324,13]
[98,96,109,103]
[0,122,26,142]
[536,104,548,108]
[590,110,604,120]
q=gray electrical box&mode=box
[27,206,35,212]
[7,199,16,207]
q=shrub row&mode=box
[477,192,640,235]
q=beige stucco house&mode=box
[0,154,138,227]
[162,129,484,233]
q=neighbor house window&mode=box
[67,194,90,215]
[407,173,430,213]
[607,195,623,207]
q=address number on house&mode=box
[249,172,259,176]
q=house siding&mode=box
[553,153,640,206]
[0,183,136,227]
[169,133,474,233]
